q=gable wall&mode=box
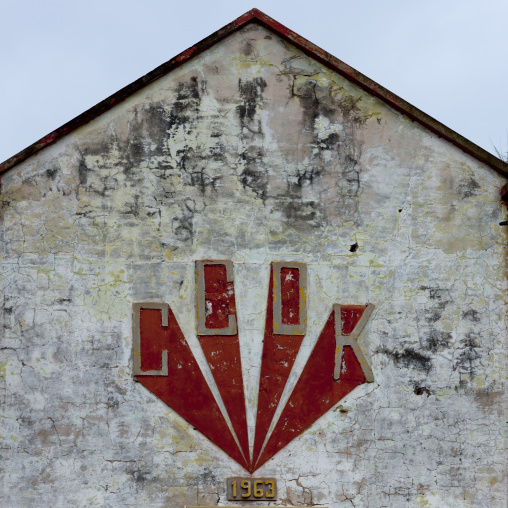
[1,24,506,507]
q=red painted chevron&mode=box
[135,306,248,470]
[251,264,305,468]
[253,307,368,471]
[197,263,250,464]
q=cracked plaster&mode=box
[0,23,507,507]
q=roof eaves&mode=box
[1,8,507,178]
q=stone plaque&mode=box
[226,477,277,501]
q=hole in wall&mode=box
[349,242,358,253]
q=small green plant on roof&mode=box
[492,134,508,163]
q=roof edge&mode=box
[1,8,507,178]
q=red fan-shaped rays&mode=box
[134,263,374,473]
[135,306,248,470]
[253,306,370,471]
[196,262,250,464]
[251,264,306,468]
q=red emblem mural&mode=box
[132,261,374,472]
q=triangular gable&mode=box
[1,8,507,178]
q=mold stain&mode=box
[454,334,483,379]
[457,176,480,198]
[237,77,267,134]
[377,346,433,374]
[168,76,201,134]
[236,77,269,202]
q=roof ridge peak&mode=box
[1,8,506,178]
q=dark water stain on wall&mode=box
[462,309,480,323]
[454,333,483,379]
[143,103,173,159]
[457,176,480,198]
[236,77,269,203]
[416,286,454,355]
[237,77,267,134]
[45,165,59,180]
[74,76,215,246]
[174,145,221,194]
[423,330,453,353]
[377,346,433,374]
[284,76,370,228]
[278,198,324,229]
[77,146,127,201]
[168,76,201,135]
[164,77,225,197]
[238,146,268,201]
[172,197,204,242]
[124,110,147,174]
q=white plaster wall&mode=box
[1,24,506,507]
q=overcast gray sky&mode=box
[1,0,507,164]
